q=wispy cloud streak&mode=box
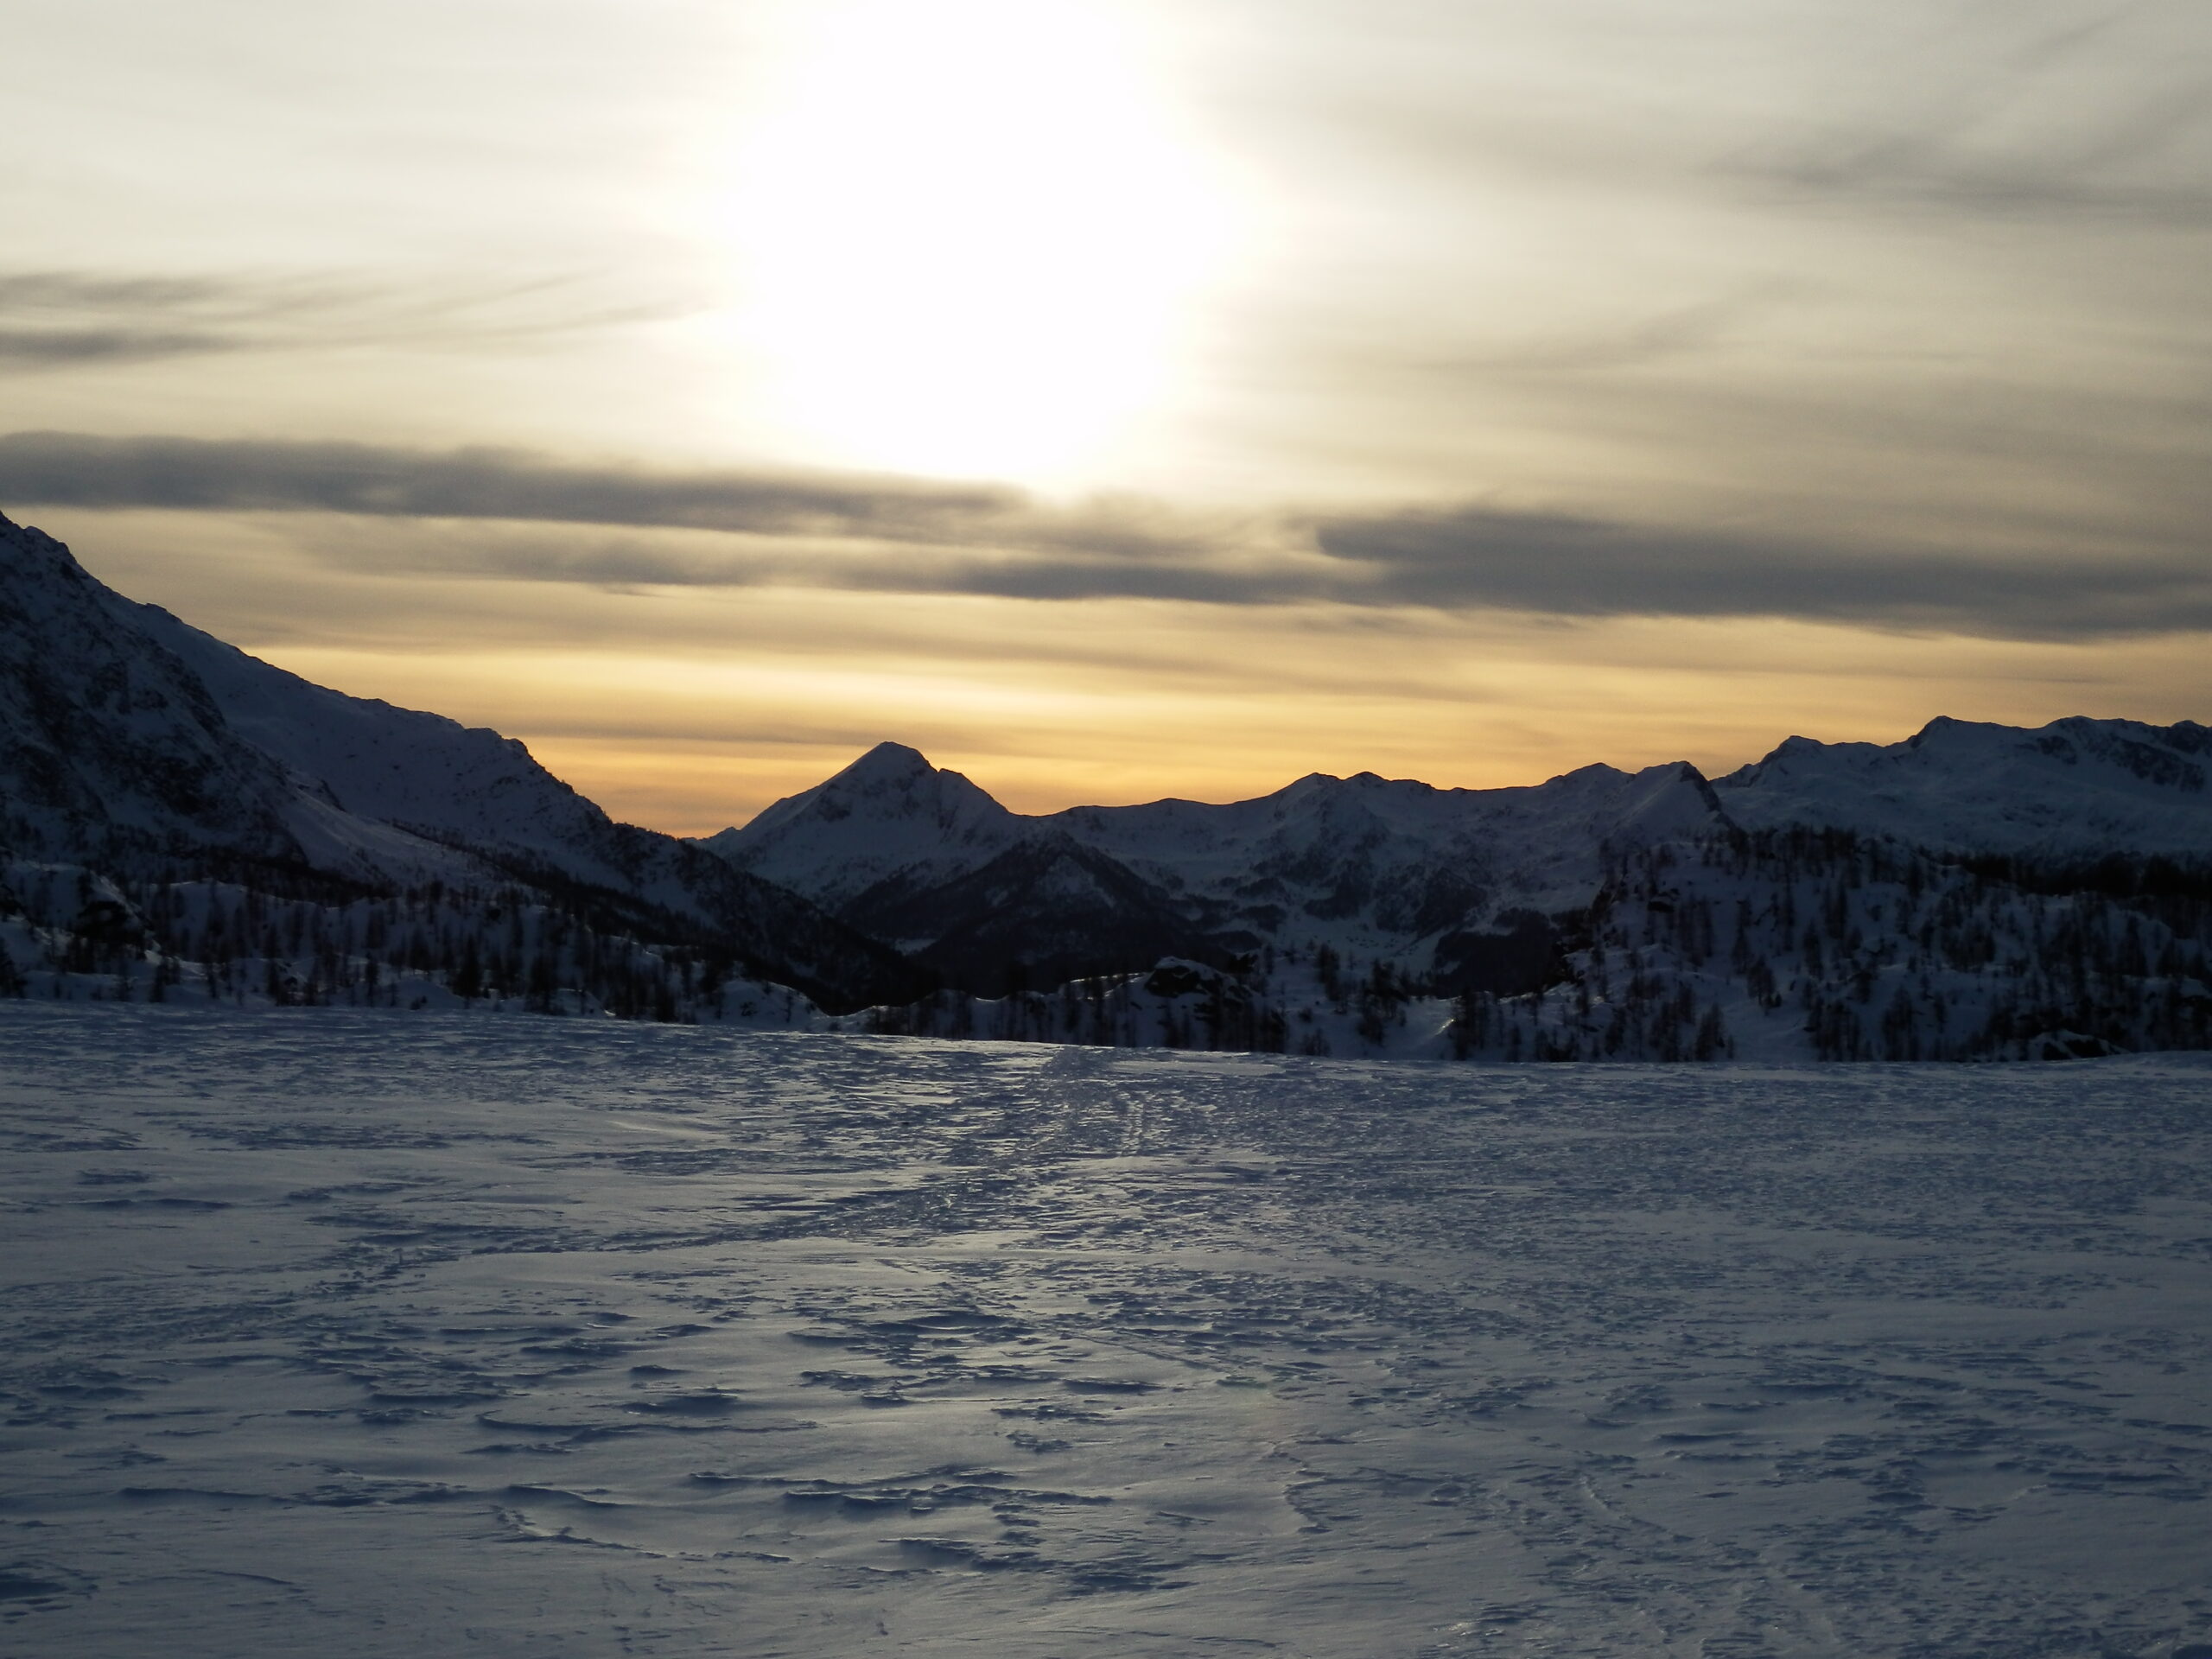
[0,269,685,371]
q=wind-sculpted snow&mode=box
[3,1004,2209,1656]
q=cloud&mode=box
[0,329,240,366]
[1418,287,1797,379]
[1728,10,2212,226]
[1743,124,2212,226]
[1313,505,2212,639]
[6,429,2209,641]
[0,430,1019,540]
[0,268,685,372]
[0,271,293,367]
[0,272,245,311]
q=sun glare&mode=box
[721,0,1227,482]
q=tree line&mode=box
[5,825,2208,1062]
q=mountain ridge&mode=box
[702,717,2211,996]
[3,507,2207,1061]
[0,511,931,1014]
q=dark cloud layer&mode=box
[1313,505,2212,640]
[0,329,237,366]
[5,429,2207,641]
[0,430,1017,540]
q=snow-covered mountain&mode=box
[697,743,1221,993]
[1715,715,2212,858]
[707,746,1733,990]
[696,742,1026,912]
[135,602,626,887]
[0,515,302,861]
[1045,758,1724,954]
[708,717,2212,996]
[0,512,928,1013]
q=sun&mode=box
[720,0,1228,483]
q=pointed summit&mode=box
[701,741,1023,910]
[835,741,938,786]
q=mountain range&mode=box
[3,507,2208,1060]
[700,716,2212,997]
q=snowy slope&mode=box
[1,509,576,885]
[133,603,622,882]
[0,512,930,1012]
[130,598,778,918]
[1717,715,2212,858]
[0,514,303,860]
[850,831,1219,994]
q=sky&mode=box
[4,0,2209,830]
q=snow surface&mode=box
[3,1004,2209,1657]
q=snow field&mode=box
[1,1005,2209,1656]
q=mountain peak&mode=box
[704,741,1023,909]
[1,510,94,588]
[835,741,939,788]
